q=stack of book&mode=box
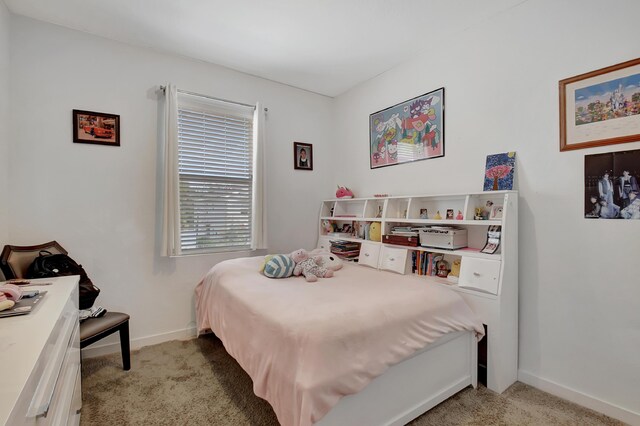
[330,240,361,260]
[390,226,418,236]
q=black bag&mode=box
[27,250,101,310]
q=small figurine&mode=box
[447,259,461,282]
[321,219,333,234]
[446,209,454,219]
[434,211,442,220]
[483,200,494,219]
[455,210,464,220]
[474,207,484,220]
[436,259,450,278]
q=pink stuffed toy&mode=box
[290,249,334,282]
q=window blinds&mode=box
[177,93,255,253]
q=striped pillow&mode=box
[262,255,295,278]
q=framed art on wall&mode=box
[560,57,640,151]
[294,142,313,170]
[73,109,120,146]
[369,88,444,169]
[584,149,640,219]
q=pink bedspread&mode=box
[195,256,484,426]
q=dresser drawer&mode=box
[358,242,380,268]
[379,246,409,274]
[458,258,501,294]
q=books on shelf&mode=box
[411,251,444,276]
[330,240,361,260]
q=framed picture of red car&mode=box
[73,109,120,146]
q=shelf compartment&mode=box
[385,198,411,219]
[333,199,366,218]
[408,196,466,220]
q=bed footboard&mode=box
[317,330,477,426]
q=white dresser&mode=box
[0,276,81,426]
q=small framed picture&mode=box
[419,208,428,219]
[294,142,313,170]
[490,205,504,219]
[446,209,454,219]
[73,109,120,146]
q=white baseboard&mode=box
[81,326,197,359]
[518,369,640,426]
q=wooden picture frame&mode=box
[559,58,640,151]
[73,109,120,146]
[294,142,313,170]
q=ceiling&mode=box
[4,0,526,97]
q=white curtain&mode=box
[161,84,182,257]
[252,102,268,250]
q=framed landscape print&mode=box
[369,88,444,169]
[560,58,640,151]
[73,109,120,146]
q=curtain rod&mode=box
[160,85,266,111]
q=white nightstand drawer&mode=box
[458,258,501,294]
[358,242,380,268]
[379,246,409,274]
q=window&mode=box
[176,93,255,254]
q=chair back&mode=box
[0,241,68,279]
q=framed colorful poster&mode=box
[369,88,444,169]
[560,58,640,151]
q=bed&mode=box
[195,256,485,426]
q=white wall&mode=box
[0,2,9,254]
[8,16,333,346]
[332,0,640,422]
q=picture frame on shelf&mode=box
[489,205,503,220]
[560,57,640,152]
[294,142,313,170]
[72,109,120,146]
[369,87,444,169]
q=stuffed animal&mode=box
[310,250,343,271]
[260,254,295,278]
[290,249,333,282]
[369,222,381,242]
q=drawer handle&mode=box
[364,253,370,257]
[389,257,395,261]
[473,272,481,276]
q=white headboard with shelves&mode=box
[317,190,518,393]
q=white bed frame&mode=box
[315,191,518,425]
[318,331,477,425]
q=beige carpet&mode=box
[81,335,624,425]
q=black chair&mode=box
[1,241,131,370]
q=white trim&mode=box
[518,370,640,426]
[81,326,197,359]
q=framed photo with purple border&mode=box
[73,109,120,146]
[294,142,313,170]
[560,58,640,152]
[369,87,444,169]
